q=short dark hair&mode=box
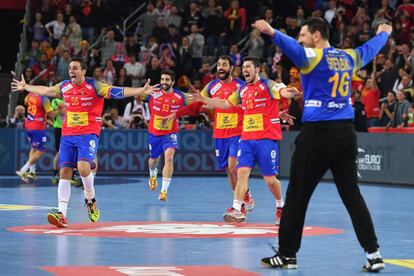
[161,69,175,81]
[243,56,261,68]
[218,55,234,66]
[303,17,329,40]
[70,57,87,71]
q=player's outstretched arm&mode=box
[354,23,392,69]
[187,91,232,110]
[11,74,57,97]
[280,87,301,99]
[123,79,160,98]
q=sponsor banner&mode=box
[5,129,414,184]
[280,132,414,185]
[8,221,342,238]
[41,266,259,276]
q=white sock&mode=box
[150,168,158,178]
[161,177,171,192]
[367,251,381,260]
[232,200,243,211]
[58,179,71,216]
[30,164,36,173]
[20,162,31,173]
[81,173,95,201]
[276,199,284,208]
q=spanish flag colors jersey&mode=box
[272,30,390,122]
[54,77,124,136]
[144,88,187,136]
[227,79,286,141]
[24,93,53,131]
[201,78,245,138]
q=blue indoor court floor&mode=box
[0,175,413,276]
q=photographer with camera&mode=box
[128,110,148,129]
[7,105,27,128]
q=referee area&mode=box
[0,175,413,275]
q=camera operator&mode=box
[128,110,148,129]
[102,112,116,129]
[8,105,26,128]
[195,112,211,130]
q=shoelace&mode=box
[268,243,278,254]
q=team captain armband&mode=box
[109,87,125,99]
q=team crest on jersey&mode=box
[172,99,176,104]
[80,88,87,95]
[61,84,73,93]
[210,82,222,95]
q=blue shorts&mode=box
[59,135,99,168]
[237,139,279,176]
[26,130,47,151]
[148,133,178,159]
[215,136,240,170]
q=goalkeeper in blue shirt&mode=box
[254,17,392,272]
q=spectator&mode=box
[102,59,117,85]
[166,24,181,46]
[139,48,153,67]
[30,12,46,42]
[202,0,217,18]
[139,3,159,44]
[246,29,265,60]
[128,110,149,129]
[7,105,26,129]
[45,11,66,47]
[152,17,169,44]
[272,63,289,84]
[183,1,205,33]
[388,90,411,128]
[147,36,159,55]
[224,0,246,43]
[324,0,338,25]
[145,57,162,85]
[32,53,53,78]
[100,30,118,66]
[371,9,388,31]
[164,5,182,30]
[229,44,243,67]
[362,70,381,127]
[109,107,127,129]
[377,58,398,97]
[111,43,128,70]
[65,15,82,54]
[352,90,368,132]
[21,40,41,68]
[63,3,74,24]
[351,7,370,33]
[93,67,104,81]
[125,34,141,59]
[392,68,410,92]
[78,0,97,43]
[195,62,215,87]
[123,97,151,123]
[394,43,413,72]
[39,40,54,60]
[58,35,75,56]
[379,91,396,126]
[55,50,71,82]
[205,6,227,56]
[124,54,146,87]
[188,24,205,71]
[159,44,177,71]
[355,21,372,46]
[178,36,193,77]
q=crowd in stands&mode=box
[7,0,414,131]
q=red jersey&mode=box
[362,87,380,118]
[54,78,121,136]
[145,88,187,136]
[201,78,245,139]
[24,93,52,131]
[228,79,285,141]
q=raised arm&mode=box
[252,20,308,68]
[353,24,392,69]
[187,91,234,110]
[12,75,57,97]
[122,79,159,98]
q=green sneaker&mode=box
[51,175,59,184]
[85,198,100,222]
[47,209,68,228]
[16,170,30,183]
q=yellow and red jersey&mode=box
[201,78,245,139]
[228,79,286,141]
[24,93,53,131]
[54,78,122,136]
[144,88,187,136]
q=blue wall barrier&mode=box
[3,128,413,185]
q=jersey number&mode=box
[162,104,170,112]
[328,72,350,97]
[245,99,254,110]
[71,97,79,106]
[28,103,37,115]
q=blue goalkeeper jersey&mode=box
[272,31,389,122]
